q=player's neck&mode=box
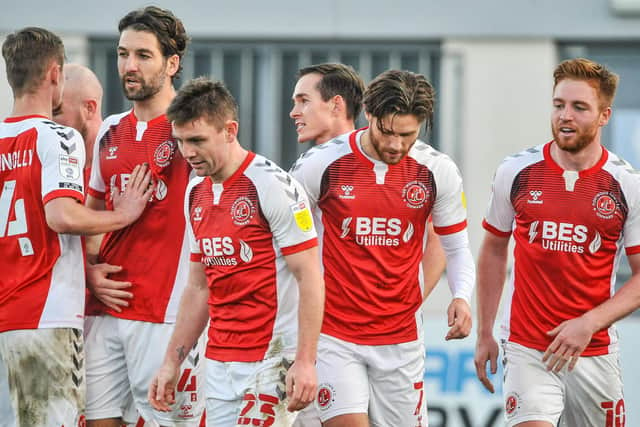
[550,139,603,172]
[359,129,382,162]
[315,121,355,145]
[210,142,248,184]
[84,121,102,169]
[10,93,52,120]
[132,85,176,122]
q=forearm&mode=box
[476,235,509,337]
[163,275,209,367]
[422,228,446,300]
[296,275,324,364]
[583,273,640,333]
[45,197,133,235]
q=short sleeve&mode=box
[431,158,468,235]
[483,161,516,236]
[258,169,318,256]
[36,122,85,204]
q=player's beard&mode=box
[551,120,599,154]
[121,64,168,101]
[368,131,412,165]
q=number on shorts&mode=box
[601,399,625,427]
[177,368,197,392]
[237,393,279,426]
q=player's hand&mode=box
[543,316,595,373]
[112,163,154,224]
[285,359,317,412]
[445,298,472,340]
[474,334,499,393]
[86,263,133,312]
[148,362,180,412]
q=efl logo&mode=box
[593,192,618,220]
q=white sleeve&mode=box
[184,179,201,256]
[289,148,324,210]
[88,120,111,195]
[258,169,317,253]
[484,161,516,235]
[431,157,468,233]
[439,230,475,303]
[36,122,86,202]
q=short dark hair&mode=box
[167,76,238,129]
[2,27,64,97]
[363,70,435,133]
[118,6,189,81]
[297,63,365,121]
[553,58,619,109]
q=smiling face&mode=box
[551,79,611,154]
[365,113,421,165]
[289,73,337,144]
[117,29,175,102]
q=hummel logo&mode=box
[106,146,118,160]
[527,190,543,204]
[339,185,355,200]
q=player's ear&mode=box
[166,54,180,79]
[49,60,62,87]
[332,95,345,117]
[224,120,239,142]
[85,99,98,119]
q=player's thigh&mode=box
[367,339,426,427]
[237,354,298,427]
[503,342,564,427]
[560,352,625,427]
[0,328,85,427]
[85,315,131,420]
[316,334,369,423]
[122,320,206,426]
[292,404,322,427]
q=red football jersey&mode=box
[484,142,640,356]
[87,111,191,323]
[291,129,468,345]
[186,152,317,362]
[0,115,86,332]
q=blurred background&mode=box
[2,1,639,425]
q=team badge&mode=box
[402,181,429,209]
[592,192,618,220]
[290,200,313,232]
[505,393,520,418]
[58,155,80,180]
[154,140,175,168]
[231,196,255,226]
[317,384,336,410]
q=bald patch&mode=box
[64,63,103,101]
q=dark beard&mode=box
[121,70,166,101]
